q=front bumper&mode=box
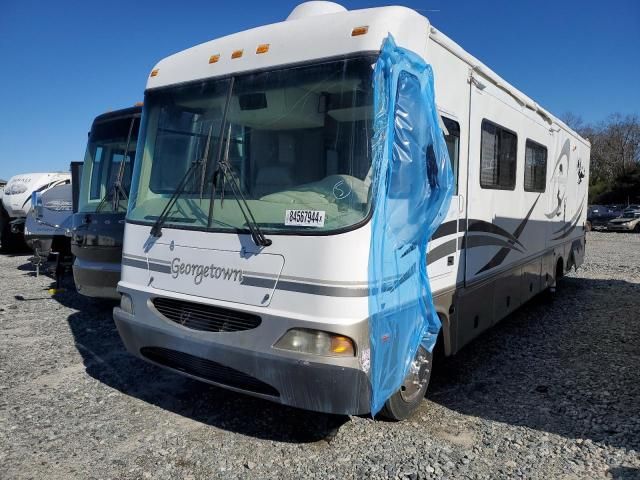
[73,257,121,299]
[606,223,636,231]
[589,220,610,229]
[113,292,371,415]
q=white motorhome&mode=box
[1,172,70,252]
[114,2,590,419]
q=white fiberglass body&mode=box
[114,2,590,416]
[2,172,70,219]
[24,183,73,239]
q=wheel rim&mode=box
[400,347,432,403]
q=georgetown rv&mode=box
[71,106,142,298]
[1,172,70,252]
[114,2,590,419]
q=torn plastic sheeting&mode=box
[368,36,454,415]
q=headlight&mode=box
[6,183,27,195]
[120,293,134,314]
[274,328,355,357]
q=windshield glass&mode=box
[127,56,375,234]
[77,114,141,213]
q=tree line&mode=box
[562,112,640,204]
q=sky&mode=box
[0,0,638,179]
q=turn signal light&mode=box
[231,49,243,59]
[331,335,354,354]
[209,54,220,64]
[351,26,369,36]
[256,44,270,54]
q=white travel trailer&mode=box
[1,172,70,252]
[114,2,590,419]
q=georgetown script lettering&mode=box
[170,258,243,285]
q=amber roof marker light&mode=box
[256,44,270,54]
[351,26,369,36]
[208,54,220,64]
[231,49,244,59]
[150,69,159,77]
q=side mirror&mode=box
[32,191,44,219]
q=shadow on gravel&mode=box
[608,467,640,480]
[51,271,639,448]
[429,276,640,452]
[54,283,347,444]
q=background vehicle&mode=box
[607,206,640,232]
[587,204,618,230]
[113,1,590,420]
[71,106,142,298]
[1,173,70,252]
[25,181,74,276]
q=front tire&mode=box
[380,346,432,421]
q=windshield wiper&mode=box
[149,124,214,238]
[96,118,137,213]
[210,124,272,247]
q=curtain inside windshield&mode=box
[128,56,375,233]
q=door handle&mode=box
[458,195,465,214]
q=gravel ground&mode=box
[1,231,639,479]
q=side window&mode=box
[480,119,517,190]
[524,139,547,192]
[442,117,460,195]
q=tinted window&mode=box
[524,140,547,192]
[480,120,517,190]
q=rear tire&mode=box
[380,346,432,421]
[0,206,6,252]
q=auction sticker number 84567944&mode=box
[284,210,326,227]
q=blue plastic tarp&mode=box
[368,36,454,415]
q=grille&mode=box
[152,297,261,332]
[140,347,279,397]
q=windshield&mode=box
[622,209,640,217]
[77,114,141,213]
[127,56,375,234]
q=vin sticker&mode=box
[284,209,326,227]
